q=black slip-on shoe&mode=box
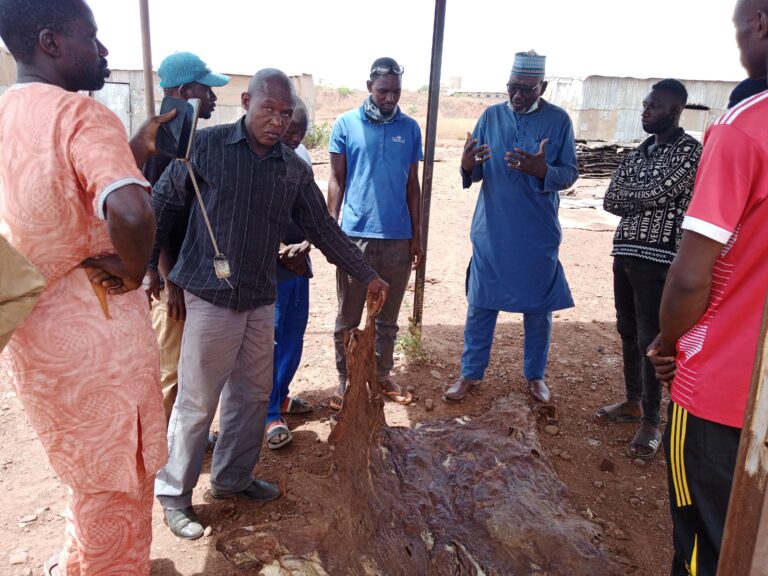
[210,479,281,502]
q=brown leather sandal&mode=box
[329,392,344,411]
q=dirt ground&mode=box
[0,112,674,574]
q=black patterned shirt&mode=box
[151,117,377,311]
[603,128,702,264]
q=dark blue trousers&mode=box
[267,275,309,425]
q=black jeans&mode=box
[613,255,669,426]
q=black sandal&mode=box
[628,427,662,460]
[594,402,642,423]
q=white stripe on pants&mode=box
[155,291,274,509]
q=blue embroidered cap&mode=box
[511,50,546,78]
[158,52,230,88]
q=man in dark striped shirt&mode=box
[152,68,388,540]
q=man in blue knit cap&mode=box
[444,50,578,405]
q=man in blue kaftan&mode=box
[444,51,578,404]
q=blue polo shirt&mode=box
[329,106,423,239]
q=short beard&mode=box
[72,59,108,92]
[644,116,676,136]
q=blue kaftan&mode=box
[463,99,578,313]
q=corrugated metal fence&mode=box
[446,75,740,143]
[102,69,316,137]
[549,75,738,143]
[0,45,740,144]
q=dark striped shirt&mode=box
[151,117,377,311]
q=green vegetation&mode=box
[397,320,429,365]
[336,86,353,97]
[304,122,331,149]
[408,104,418,115]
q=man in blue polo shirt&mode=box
[327,56,423,408]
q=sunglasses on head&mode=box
[371,64,405,76]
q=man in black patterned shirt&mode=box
[151,68,388,540]
[595,79,702,460]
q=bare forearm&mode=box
[157,242,177,279]
[658,231,724,356]
[106,188,156,283]
[327,179,344,220]
[659,270,711,356]
[129,138,152,170]
[328,153,347,220]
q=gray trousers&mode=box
[334,237,412,385]
[155,291,274,510]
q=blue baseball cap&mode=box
[158,52,230,88]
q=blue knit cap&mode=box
[511,50,546,78]
[158,52,230,88]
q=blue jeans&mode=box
[267,275,309,425]
[460,304,552,381]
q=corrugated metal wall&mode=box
[0,48,15,86]
[581,76,734,142]
[93,82,132,133]
[0,44,740,144]
[103,69,316,136]
[0,55,314,143]
[544,77,583,141]
[548,75,739,143]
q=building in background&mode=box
[0,46,736,143]
[448,74,738,143]
[547,75,736,142]
[0,46,13,87]
[0,47,315,137]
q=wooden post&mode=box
[717,296,768,574]
[139,0,155,118]
[411,0,447,328]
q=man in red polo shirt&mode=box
[649,0,768,573]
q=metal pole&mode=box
[412,0,447,328]
[139,0,155,118]
[717,296,768,574]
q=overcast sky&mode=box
[84,0,745,90]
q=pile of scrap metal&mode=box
[576,140,635,179]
